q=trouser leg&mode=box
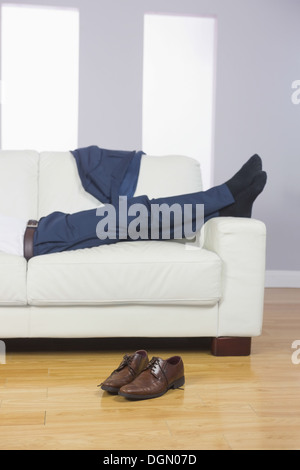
[33,183,234,256]
[149,183,234,221]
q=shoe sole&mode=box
[100,384,120,394]
[118,376,185,400]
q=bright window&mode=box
[143,14,216,189]
[1,4,79,151]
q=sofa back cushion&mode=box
[38,151,203,218]
[135,154,202,198]
[38,151,100,218]
[0,150,39,220]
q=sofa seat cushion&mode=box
[27,241,222,306]
[0,253,27,305]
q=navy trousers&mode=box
[33,183,234,256]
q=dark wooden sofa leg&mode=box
[211,337,252,356]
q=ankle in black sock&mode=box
[220,171,267,218]
[225,154,263,199]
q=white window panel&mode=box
[143,14,216,189]
[1,4,79,152]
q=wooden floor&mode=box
[0,288,300,451]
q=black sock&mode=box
[220,171,267,218]
[225,154,262,199]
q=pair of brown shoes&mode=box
[99,350,185,400]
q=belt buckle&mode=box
[27,220,38,229]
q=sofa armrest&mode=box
[202,217,267,337]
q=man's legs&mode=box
[33,183,233,256]
[33,156,267,257]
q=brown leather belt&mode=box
[24,220,39,261]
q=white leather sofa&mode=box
[0,150,266,355]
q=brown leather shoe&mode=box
[118,356,185,400]
[99,350,149,393]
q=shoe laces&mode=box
[114,354,136,377]
[146,356,160,370]
[146,357,168,385]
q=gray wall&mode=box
[1,0,300,272]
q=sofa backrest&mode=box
[0,150,203,220]
[0,150,39,220]
[135,154,203,198]
[38,151,100,218]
